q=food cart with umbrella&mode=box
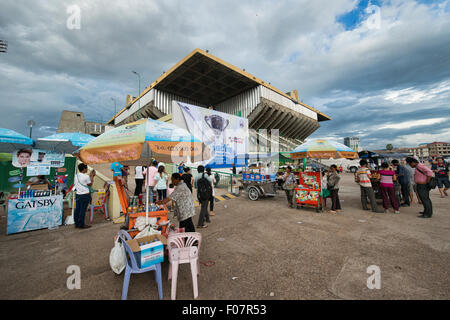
[290,139,358,212]
[75,118,210,237]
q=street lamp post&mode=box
[132,71,141,116]
[27,120,35,138]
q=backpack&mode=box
[416,167,437,189]
[198,173,213,201]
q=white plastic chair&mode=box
[167,232,202,300]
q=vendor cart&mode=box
[295,171,323,212]
[114,177,169,238]
[240,173,278,201]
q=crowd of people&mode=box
[280,156,449,219]
[108,161,219,232]
[71,155,448,230]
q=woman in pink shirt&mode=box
[146,160,159,199]
[378,162,400,213]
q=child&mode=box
[378,162,400,213]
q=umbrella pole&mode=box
[72,159,77,216]
[145,147,150,225]
[146,165,149,225]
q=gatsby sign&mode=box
[7,195,63,234]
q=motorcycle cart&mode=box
[240,173,278,201]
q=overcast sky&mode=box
[0,0,449,149]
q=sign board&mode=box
[8,176,22,183]
[172,101,248,168]
[12,148,65,168]
[9,169,21,176]
[7,195,63,234]
[13,183,25,188]
[27,166,51,176]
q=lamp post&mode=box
[132,70,141,115]
[27,120,35,138]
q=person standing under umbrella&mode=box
[181,167,194,193]
[156,173,196,232]
[134,165,145,196]
[146,160,158,202]
[154,164,168,201]
[74,163,96,229]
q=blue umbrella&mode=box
[36,132,94,153]
[0,128,34,153]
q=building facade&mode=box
[427,142,450,157]
[57,110,109,137]
[408,142,450,160]
[344,137,361,152]
[408,145,430,161]
[107,49,330,152]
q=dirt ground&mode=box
[0,173,449,300]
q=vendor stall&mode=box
[75,118,210,240]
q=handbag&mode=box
[76,174,96,194]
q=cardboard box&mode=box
[126,234,167,268]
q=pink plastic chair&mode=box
[167,232,202,300]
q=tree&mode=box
[386,144,393,151]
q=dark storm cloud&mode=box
[0,0,449,147]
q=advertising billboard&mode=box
[7,195,63,234]
[12,148,65,169]
[172,101,248,168]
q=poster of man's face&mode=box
[16,149,32,167]
[12,148,65,168]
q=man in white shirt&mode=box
[74,163,96,229]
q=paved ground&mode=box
[1,173,449,300]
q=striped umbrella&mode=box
[74,118,210,223]
[290,139,358,159]
[75,118,210,165]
